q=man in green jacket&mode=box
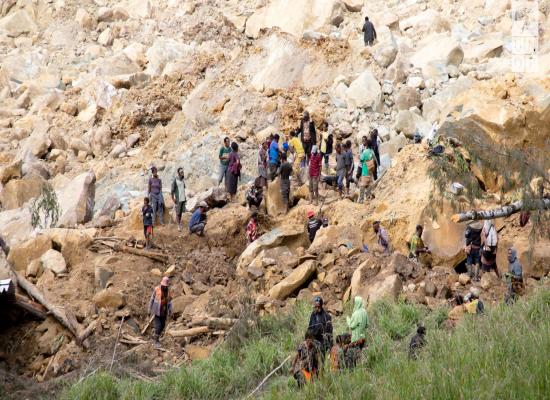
[171,167,187,231]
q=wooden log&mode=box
[190,316,239,330]
[141,315,154,335]
[13,270,81,339]
[451,198,550,223]
[167,326,209,338]
[94,241,168,263]
[15,293,47,319]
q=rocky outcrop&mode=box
[268,260,317,300]
[0,176,45,210]
[56,171,96,227]
[7,235,52,271]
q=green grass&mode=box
[63,289,550,400]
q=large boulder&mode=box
[410,34,464,81]
[372,26,398,68]
[40,249,67,275]
[42,228,95,267]
[0,207,33,247]
[395,87,421,111]
[393,110,431,139]
[20,130,51,159]
[268,260,317,300]
[422,76,474,123]
[0,159,22,184]
[56,171,96,227]
[245,0,345,38]
[7,235,52,271]
[399,9,447,34]
[345,69,382,111]
[0,9,37,37]
[351,265,402,304]
[93,289,126,309]
[145,38,192,76]
[265,178,287,217]
[463,38,504,63]
[0,176,45,210]
[308,224,363,254]
[237,225,306,275]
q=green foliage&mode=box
[64,290,550,400]
[29,183,61,229]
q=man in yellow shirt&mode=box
[289,130,305,186]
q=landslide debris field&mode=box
[0,0,549,398]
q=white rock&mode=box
[407,76,424,89]
[146,38,192,76]
[75,8,97,30]
[0,10,37,37]
[98,28,115,46]
[56,171,96,227]
[345,69,382,110]
[123,42,147,67]
[394,110,431,139]
[40,249,67,275]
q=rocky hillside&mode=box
[0,0,549,395]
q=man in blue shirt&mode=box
[189,201,208,236]
[268,134,280,180]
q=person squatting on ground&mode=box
[345,296,368,367]
[408,325,426,360]
[170,167,187,231]
[307,210,323,243]
[148,166,164,226]
[246,211,259,244]
[149,276,173,347]
[226,142,242,203]
[218,137,231,187]
[189,201,208,236]
[268,134,281,180]
[505,247,524,304]
[246,177,263,209]
[358,139,376,204]
[372,221,391,255]
[142,197,154,249]
[481,219,499,277]
[307,296,333,357]
[465,222,483,281]
[464,287,485,314]
[308,145,322,205]
[289,130,305,186]
[291,329,322,387]
[279,152,293,213]
[408,225,432,266]
[362,16,377,46]
[299,111,316,163]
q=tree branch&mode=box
[451,199,550,223]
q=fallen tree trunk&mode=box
[451,198,550,223]
[167,326,209,338]
[15,293,47,319]
[93,240,168,263]
[190,316,239,330]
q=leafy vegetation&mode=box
[63,289,550,400]
[29,183,61,229]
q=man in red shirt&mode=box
[308,145,322,205]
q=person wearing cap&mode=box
[149,276,173,346]
[171,167,187,232]
[372,221,390,255]
[148,166,165,226]
[307,296,333,357]
[307,210,322,243]
[308,145,322,205]
[189,201,208,236]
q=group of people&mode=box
[291,296,369,386]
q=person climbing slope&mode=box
[149,276,172,347]
[362,16,377,46]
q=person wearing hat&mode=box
[149,276,173,347]
[308,145,322,205]
[148,166,165,226]
[307,296,333,357]
[307,210,322,243]
[189,201,208,236]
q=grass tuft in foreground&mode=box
[63,289,550,400]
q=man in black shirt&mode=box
[279,153,293,213]
[308,296,333,357]
[307,210,322,242]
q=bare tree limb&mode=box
[451,199,550,223]
[246,355,292,399]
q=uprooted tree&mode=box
[29,183,61,229]
[428,118,550,241]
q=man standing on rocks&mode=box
[218,137,231,187]
[299,111,316,163]
[465,222,483,281]
[149,276,172,347]
[171,167,187,231]
[269,134,281,180]
[335,143,346,197]
[289,130,305,186]
[189,201,208,236]
[142,197,154,249]
[362,16,377,46]
[278,152,293,213]
[343,141,354,196]
[308,296,333,357]
[148,166,164,226]
[308,145,322,205]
